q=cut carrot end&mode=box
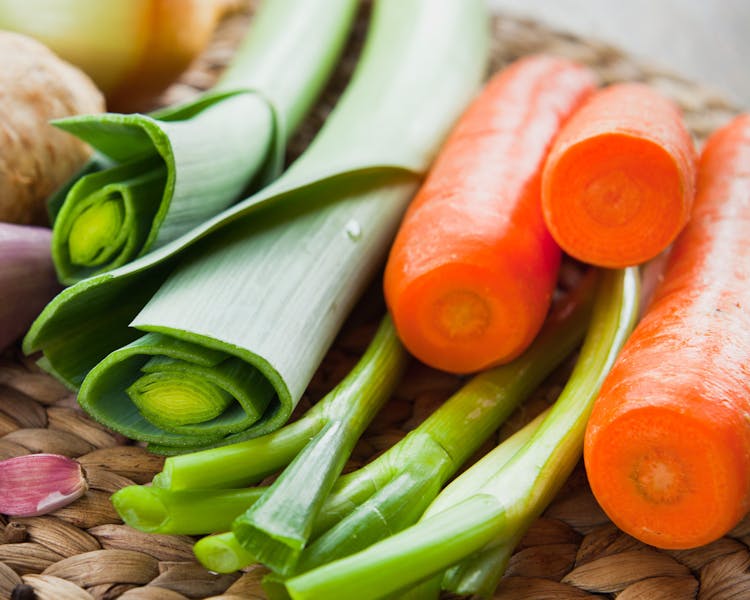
[584,406,750,549]
[543,133,691,268]
[388,263,544,374]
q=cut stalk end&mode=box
[234,522,303,576]
[194,531,257,574]
[111,485,169,532]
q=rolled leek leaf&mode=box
[284,268,640,600]
[25,0,490,452]
[49,0,360,284]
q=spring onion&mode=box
[114,486,266,536]
[48,0,359,284]
[113,314,405,570]
[228,319,407,574]
[284,268,639,600]
[24,0,489,453]
[389,414,547,599]
[113,274,592,579]
[434,412,547,597]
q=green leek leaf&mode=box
[49,0,360,284]
[25,0,490,453]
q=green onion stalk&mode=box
[393,412,548,599]
[113,315,406,549]
[24,0,490,454]
[111,275,595,582]
[48,0,359,284]
[283,267,640,600]
[429,411,547,598]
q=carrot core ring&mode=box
[433,290,491,339]
[631,449,687,505]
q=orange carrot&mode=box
[542,82,697,268]
[383,55,596,374]
[584,113,750,550]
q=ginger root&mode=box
[0,31,104,225]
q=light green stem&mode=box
[192,273,595,577]
[284,268,640,600]
[194,532,258,574]
[230,317,407,575]
[112,486,265,535]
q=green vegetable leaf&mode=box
[25,0,490,453]
[49,0,360,284]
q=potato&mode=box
[0,31,104,225]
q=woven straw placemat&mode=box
[0,3,745,600]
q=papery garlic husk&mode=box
[0,453,88,517]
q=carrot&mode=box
[584,113,750,550]
[383,55,596,374]
[541,82,697,268]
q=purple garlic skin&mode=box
[0,453,88,517]
[0,223,60,352]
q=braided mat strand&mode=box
[0,4,745,600]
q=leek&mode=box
[284,268,640,600]
[48,0,359,284]
[24,0,489,453]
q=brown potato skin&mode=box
[0,31,104,225]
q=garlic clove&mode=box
[0,453,88,517]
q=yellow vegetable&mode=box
[0,0,232,112]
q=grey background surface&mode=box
[489,0,749,108]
